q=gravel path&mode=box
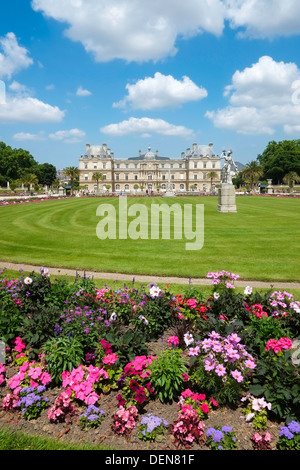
[1,261,300,291]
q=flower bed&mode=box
[0,267,300,450]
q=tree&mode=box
[282,171,300,190]
[207,171,218,188]
[18,173,39,191]
[63,167,79,188]
[92,171,104,191]
[0,142,38,181]
[36,163,57,186]
[258,140,300,184]
[242,160,263,188]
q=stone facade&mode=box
[78,143,222,193]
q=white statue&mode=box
[221,150,238,184]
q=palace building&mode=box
[78,143,222,193]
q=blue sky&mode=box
[1,0,300,170]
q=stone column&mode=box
[217,183,237,213]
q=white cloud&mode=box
[0,32,33,79]
[13,131,46,141]
[0,96,65,123]
[31,0,225,62]
[100,117,193,137]
[76,86,92,97]
[206,56,300,135]
[49,128,86,143]
[113,72,208,110]
[224,0,300,38]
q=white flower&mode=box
[213,292,220,299]
[138,315,149,325]
[149,285,162,298]
[24,277,32,285]
[184,332,194,346]
[244,286,252,295]
[109,312,117,321]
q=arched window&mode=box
[115,184,120,191]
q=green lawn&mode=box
[0,195,299,282]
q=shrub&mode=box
[79,405,105,430]
[17,385,49,420]
[48,391,76,423]
[277,421,300,450]
[189,331,256,405]
[148,349,189,403]
[249,346,300,421]
[206,425,237,450]
[138,414,169,441]
[172,406,205,449]
[41,335,85,385]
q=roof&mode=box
[128,145,170,161]
[80,144,113,159]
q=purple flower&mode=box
[280,426,294,439]
[288,421,300,434]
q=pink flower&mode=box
[186,299,197,309]
[28,366,42,379]
[167,336,180,346]
[85,391,99,405]
[231,370,243,382]
[102,353,118,365]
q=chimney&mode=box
[102,143,107,152]
[209,142,213,148]
[156,150,159,156]
[86,144,90,151]
[193,143,197,152]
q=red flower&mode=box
[201,403,209,414]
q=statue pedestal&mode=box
[218,183,237,213]
[163,191,176,197]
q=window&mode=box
[162,184,166,190]
[125,184,130,191]
[179,164,182,169]
[194,162,198,169]
[103,163,106,169]
[203,163,207,169]
[84,163,88,169]
[180,184,185,190]
[194,174,198,180]
[203,173,207,180]
[180,173,184,180]
[134,174,138,180]
[116,184,120,191]
[84,174,88,181]
[171,174,175,180]
[212,163,216,169]
[116,174,120,181]
[125,174,129,180]
[162,174,166,180]
[148,174,153,180]
[94,164,97,169]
